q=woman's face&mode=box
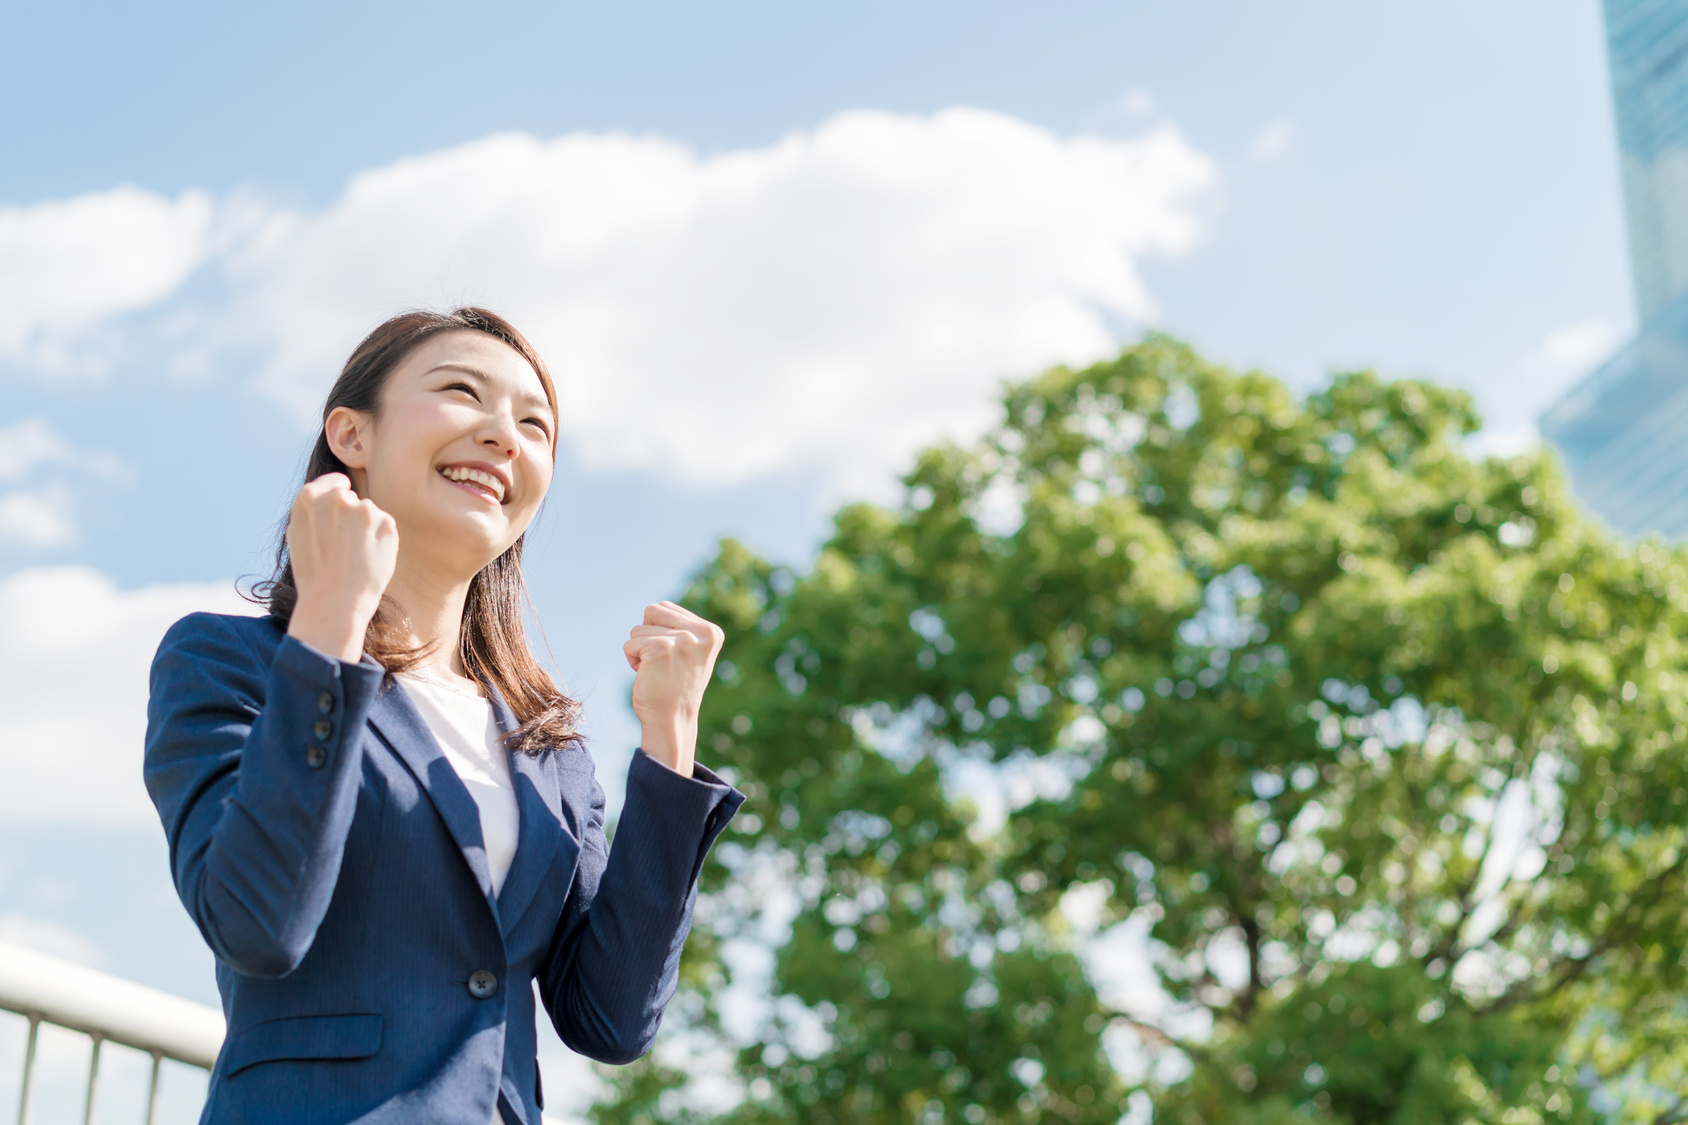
[328,330,556,579]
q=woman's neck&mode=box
[382,557,474,684]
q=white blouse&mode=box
[396,672,520,896]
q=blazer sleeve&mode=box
[538,748,745,1064]
[143,613,386,979]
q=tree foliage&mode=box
[593,337,1688,1124]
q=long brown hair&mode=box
[254,307,582,753]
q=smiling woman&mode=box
[257,310,575,751]
[142,308,744,1125]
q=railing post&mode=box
[80,1032,102,1125]
[15,1013,39,1125]
[0,941,223,1121]
[143,1052,162,1125]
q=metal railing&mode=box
[0,940,224,1125]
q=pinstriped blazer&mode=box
[143,612,742,1125]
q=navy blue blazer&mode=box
[143,612,743,1125]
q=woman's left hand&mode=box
[624,601,726,777]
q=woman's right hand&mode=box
[284,473,399,663]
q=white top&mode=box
[396,673,520,896]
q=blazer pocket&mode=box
[225,1014,383,1076]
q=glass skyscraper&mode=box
[1540,0,1688,536]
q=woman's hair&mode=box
[253,307,582,753]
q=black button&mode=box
[467,970,498,999]
[317,692,334,715]
[313,719,333,740]
[305,745,327,769]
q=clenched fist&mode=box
[623,601,725,777]
[285,473,400,663]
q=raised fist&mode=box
[623,601,726,777]
[285,473,400,663]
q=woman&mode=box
[144,308,743,1125]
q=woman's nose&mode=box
[480,418,521,457]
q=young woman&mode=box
[144,308,743,1125]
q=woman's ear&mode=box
[324,406,372,469]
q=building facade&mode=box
[1540,0,1688,537]
[1607,0,1688,321]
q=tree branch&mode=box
[1110,1014,1211,1064]
[1238,913,1264,1020]
[1482,849,1688,1014]
[1423,788,1512,967]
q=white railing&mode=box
[0,941,224,1125]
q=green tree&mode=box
[593,337,1688,1124]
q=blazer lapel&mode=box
[486,687,564,936]
[365,680,496,904]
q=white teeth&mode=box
[439,466,506,501]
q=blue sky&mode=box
[0,1,1635,1119]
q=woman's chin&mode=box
[407,510,518,572]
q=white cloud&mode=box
[0,187,213,373]
[0,419,74,482]
[1248,116,1297,161]
[1118,89,1157,118]
[0,420,123,550]
[0,567,254,826]
[0,914,106,968]
[220,109,1213,493]
[1471,317,1625,457]
[1525,317,1624,377]
[0,110,1215,495]
[0,420,79,548]
[0,485,76,548]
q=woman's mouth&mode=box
[438,464,507,504]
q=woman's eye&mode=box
[444,382,480,400]
[523,418,551,436]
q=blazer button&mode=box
[313,719,333,740]
[305,745,327,769]
[317,691,335,714]
[467,970,498,999]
